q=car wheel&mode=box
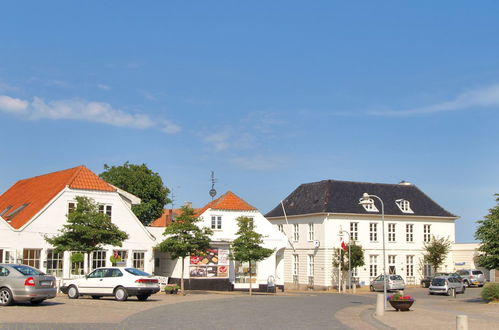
[91,296,102,300]
[446,289,452,296]
[68,285,79,299]
[137,295,150,301]
[114,287,128,301]
[30,299,45,305]
[0,287,13,306]
[369,285,375,292]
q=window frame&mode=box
[350,222,358,241]
[406,224,414,242]
[293,224,299,242]
[308,222,314,241]
[369,222,378,242]
[211,215,222,230]
[388,223,396,242]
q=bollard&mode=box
[376,293,384,317]
[452,288,456,298]
[456,315,468,330]
[353,284,357,294]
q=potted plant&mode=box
[387,293,415,311]
[164,285,180,295]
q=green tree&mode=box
[157,206,213,295]
[100,162,171,225]
[332,242,365,288]
[45,196,129,266]
[423,236,451,274]
[231,216,274,296]
[475,194,499,270]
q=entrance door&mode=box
[0,249,3,263]
[388,255,396,275]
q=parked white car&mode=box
[60,267,160,301]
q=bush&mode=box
[481,282,499,302]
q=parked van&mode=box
[456,269,486,287]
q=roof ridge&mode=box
[301,179,417,187]
[67,165,85,187]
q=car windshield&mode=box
[431,278,446,286]
[390,275,403,280]
[12,265,44,276]
[472,271,483,275]
[125,268,151,276]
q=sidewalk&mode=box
[336,291,499,330]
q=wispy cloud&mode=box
[0,94,181,134]
[229,155,287,171]
[97,84,111,91]
[369,84,499,116]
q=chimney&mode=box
[184,201,193,208]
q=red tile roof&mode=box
[0,165,115,229]
[149,191,257,227]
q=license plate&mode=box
[40,280,52,286]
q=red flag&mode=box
[341,239,347,251]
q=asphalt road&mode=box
[0,293,375,330]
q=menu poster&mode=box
[189,248,229,278]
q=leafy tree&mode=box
[475,194,499,270]
[157,206,213,295]
[423,236,451,274]
[231,216,274,296]
[332,242,365,288]
[45,196,129,266]
[100,162,171,225]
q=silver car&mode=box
[429,276,465,295]
[0,264,57,306]
[369,274,405,292]
[456,269,486,287]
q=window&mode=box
[211,215,222,230]
[369,223,378,242]
[388,255,396,274]
[396,199,414,214]
[133,251,145,270]
[98,205,112,218]
[68,202,76,214]
[423,224,431,243]
[277,224,283,233]
[406,224,414,242]
[406,255,414,277]
[308,255,314,277]
[23,249,41,268]
[0,266,9,277]
[92,250,107,270]
[71,252,84,275]
[308,223,314,241]
[235,261,257,283]
[292,254,299,284]
[308,254,314,287]
[424,263,433,277]
[350,222,358,241]
[369,255,378,277]
[46,249,63,277]
[88,268,107,278]
[388,223,396,242]
[293,224,299,242]
[362,198,379,212]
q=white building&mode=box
[0,166,157,279]
[265,179,459,290]
[148,191,287,291]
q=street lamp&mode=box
[359,192,386,310]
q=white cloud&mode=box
[97,84,111,90]
[369,84,499,116]
[203,132,231,151]
[0,94,180,134]
[230,155,286,171]
[0,95,28,113]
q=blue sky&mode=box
[1,1,498,243]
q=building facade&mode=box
[148,191,287,291]
[265,180,459,290]
[0,166,157,280]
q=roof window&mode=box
[361,198,379,212]
[396,199,414,214]
[0,206,13,217]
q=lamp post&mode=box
[359,192,386,310]
[339,229,351,293]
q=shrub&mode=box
[481,282,499,302]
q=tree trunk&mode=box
[181,256,185,296]
[249,262,253,296]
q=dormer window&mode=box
[362,198,379,212]
[396,199,414,214]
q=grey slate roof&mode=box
[265,180,457,218]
